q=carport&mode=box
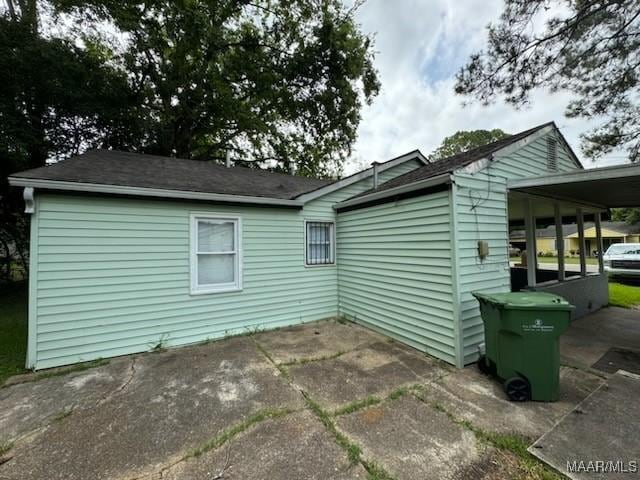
[506,162,640,317]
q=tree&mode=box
[0,1,138,279]
[429,129,509,161]
[612,208,640,225]
[455,0,640,163]
[54,0,380,177]
[0,0,379,280]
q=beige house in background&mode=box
[510,221,640,256]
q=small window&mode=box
[305,221,335,266]
[190,214,241,294]
[547,138,558,171]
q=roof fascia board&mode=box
[553,128,584,169]
[507,189,607,212]
[333,173,451,210]
[457,125,555,176]
[296,151,428,203]
[7,177,304,207]
[507,162,640,189]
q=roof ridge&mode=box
[345,122,557,202]
[426,121,555,168]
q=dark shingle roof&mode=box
[350,122,557,200]
[10,150,332,200]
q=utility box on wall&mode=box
[478,240,489,260]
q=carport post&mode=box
[577,208,587,277]
[524,198,537,287]
[554,203,565,282]
[595,213,604,274]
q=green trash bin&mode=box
[472,291,574,402]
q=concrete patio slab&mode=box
[0,318,612,480]
[561,307,640,369]
[288,340,450,410]
[0,337,302,480]
[254,319,386,365]
[336,395,498,480]
[419,365,604,438]
[529,370,640,480]
[159,410,367,480]
[0,357,133,442]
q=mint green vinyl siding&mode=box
[32,195,332,369]
[28,160,421,369]
[454,131,582,364]
[336,191,456,364]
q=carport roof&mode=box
[507,162,640,209]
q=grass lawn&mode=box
[609,281,640,309]
[0,281,28,384]
[510,256,598,265]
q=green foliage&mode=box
[187,407,294,458]
[0,441,14,456]
[611,208,640,225]
[429,129,509,161]
[387,386,410,400]
[1,0,379,279]
[52,0,380,177]
[333,395,381,416]
[0,282,28,385]
[455,0,640,163]
[303,392,363,465]
[280,350,346,367]
[0,1,140,277]
[364,461,398,480]
[609,282,640,309]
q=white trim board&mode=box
[507,162,640,189]
[333,173,451,210]
[189,213,243,295]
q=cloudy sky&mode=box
[345,0,629,174]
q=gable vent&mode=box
[547,137,558,171]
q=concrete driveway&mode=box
[0,320,604,480]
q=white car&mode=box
[603,243,640,278]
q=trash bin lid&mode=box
[472,291,574,311]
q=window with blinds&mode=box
[190,214,241,294]
[305,221,335,266]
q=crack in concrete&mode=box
[278,350,348,368]
[252,336,394,479]
[120,342,304,480]
[96,358,137,407]
[123,408,299,480]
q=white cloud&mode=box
[347,0,629,174]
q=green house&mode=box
[10,122,622,370]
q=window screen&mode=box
[305,221,335,265]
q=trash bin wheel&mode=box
[477,355,495,376]
[504,376,531,402]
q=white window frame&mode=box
[304,220,336,267]
[190,213,242,295]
